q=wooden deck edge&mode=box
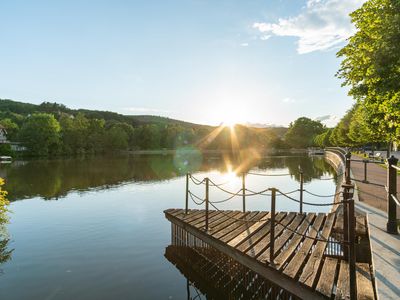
[165,212,326,300]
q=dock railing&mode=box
[329,147,399,235]
[184,167,358,299]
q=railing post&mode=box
[205,177,209,232]
[362,159,368,183]
[342,183,353,258]
[348,198,357,300]
[185,173,189,214]
[387,155,399,234]
[269,188,276,265]
[345,152,352,184]
[242,173,246,213]
[299,167,304,214]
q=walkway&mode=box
[348,154,400,299]
[350,154,400,217]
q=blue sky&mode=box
[0,0,365,126]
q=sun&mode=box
[222,119,237,129]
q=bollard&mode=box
[242,173,246,213]
[185,173,189,214]
[345,152,352,184]
[348,198,357,300]
[299,167,304,214]
[362,159,368,183]
[387,155,399,234]
[205,177,209,232]
[270,188,276,265]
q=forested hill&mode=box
[0,99,205,128]
[0,98,288,157]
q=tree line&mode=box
[0,101,290,156]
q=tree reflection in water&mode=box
[0,236,13,274]
[1,153,336,201]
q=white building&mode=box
[0,125,7,143]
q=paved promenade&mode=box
[350,154,400,299]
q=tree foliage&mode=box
[0,178,9,224]
[19,113,61,156]
[337,0,400,141]
[284,117,325,148]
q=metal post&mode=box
[345,152,352,184]
[299,168,304,214]
[205,177,209,232]
[185,173,189,214]
[362,159,368,183]
[348,198,357,300]
[387,155,399,234]
[242,173,246,213]
[270,188,276,265]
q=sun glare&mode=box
[223,120,237,129]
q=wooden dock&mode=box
[165,208,377,300]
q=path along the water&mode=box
[350,156,400,299]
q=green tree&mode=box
[284,117,325,148]
[337,0,400,144]
[59,113,90,154]
[314,128,333,148]
[19,113,61,156]
[329,108,355,147]
[0,118,19,141]
[104,126,128,151]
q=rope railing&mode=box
[303,189,342,198]
[206,192,348,244]
[184,148,362,299]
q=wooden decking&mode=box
[165,208,377,300]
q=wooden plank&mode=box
[263,213,305,261]
[180,210,204,222]
[315,257,338,298]
[165,213,326,300]
[274,213,316,270]
[299,213,336,288]
[168,208,187,218]
[220,212,269,243]
[213,211,260,240]
[227,213,270,248]
[257,213,305,263]
[236,212,286,253]
[208,211,243,229]
[334,213,367,236]
[356,263,375,300]
[210,212,249,236]
[247,212,297,259]
[191,210,220,227]
[335,260,349,300]
[282,213,325,279]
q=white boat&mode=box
[0,156,12,163]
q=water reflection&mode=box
[165,245,273,299]
[0,154,335,201]
[0,235,13,274]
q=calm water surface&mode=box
[0,154,338,299]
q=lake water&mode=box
[0,153,338,299]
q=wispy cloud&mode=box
[124,107,171,114]
[315,114,339,127]
[253,0,366,54]
[240,42,249,47]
